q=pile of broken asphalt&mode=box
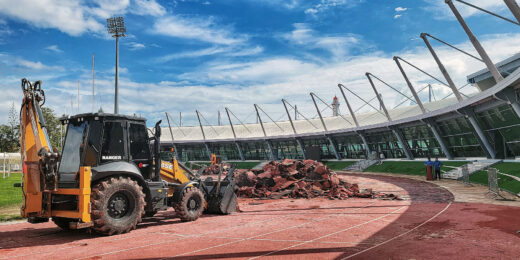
[232,159,399,200]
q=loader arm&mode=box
[19,79,60,218]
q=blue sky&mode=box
[1,0,519,126]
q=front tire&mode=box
[90,177,145,235]
[173,186,204,222]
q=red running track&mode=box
[1,173,519,259]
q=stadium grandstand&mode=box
[158,2,520,163]
[159,52,520,162]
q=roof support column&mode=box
[204,143,211,161]
[509,99,520,120]
[358,132,371,158]
[282,99,298,135]
[338,84,371,158]
[496,88,520,119]
[310,93,341,160]
[338,84,359,126]
[234,142,245,161]
[366,73,391,121]
[465,110,496,159]
[425,118,454,160]
[419,35,463,101]
[266,140,276,161]
[326,136,341,160]
[445,0,504,83]
[310,93,328,132]
[295,138,306,160]
[393,57,426,113]
[254,104,276,161]
[225,108,245,161]
[504,0,520,24]
[165,112,179,159]
[196,110,211,160]
[282,99,306,159]
[391,127,414,160]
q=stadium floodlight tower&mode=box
[106,16,126,114]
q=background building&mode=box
[159,54,520,162]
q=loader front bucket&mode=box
[203,166,238,214]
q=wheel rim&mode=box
[107,191,134,219]
[187,196,201,213]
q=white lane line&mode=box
[6,209,289,260]
[184,235,376,245]
[341,201,452,259]
[249,205,407,259]
[78,200,365,260]
[167,200,381,259]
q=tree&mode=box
[41,107,62,151]
[8,102,18,132]
[0,103,20,152]
[0,125,18,152]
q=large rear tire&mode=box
[173,186,204,222]
[90,177,145,235]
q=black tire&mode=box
[90,177,145,235]
[52,217,72,230]
[173,186,204,222]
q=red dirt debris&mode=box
[201,163,231,175]
[234,159,399,200]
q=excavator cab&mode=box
[19,79,237,234]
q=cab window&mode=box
[101,122,125,161]
[84,120,102,166]
[129,123,150,160]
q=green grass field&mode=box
[0,173,23,221]
[227,162,262,169]
[364,161,467,176]
[323,161,357,170]
[185,161,261,170]
[0,173,23,208]
[469,162,520,194]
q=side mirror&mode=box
[154,120,162,138]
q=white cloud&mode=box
[0,19,12,43]
[158,47,227,62]
[423,0,508,19]
[394,14,402,19]
[44,45,63,53]
[0,0,104,36]
[131,0,166,17]
[0,0,167,36]
[156,45,263,63]
[89,0,165,18]
[127,42,146,50]
[89,0,130,19]
[244,0,301,10]
[1,33,519,126]
[229,46,264,56]
[305,0,363,16]
[283,23,365,60]
[395,7,407,12]
[140,33,520,124]
[151,15,247,45]
[14,58,64,71]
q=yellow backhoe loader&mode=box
[18,79,237,235]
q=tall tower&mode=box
[332,96,340,116]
